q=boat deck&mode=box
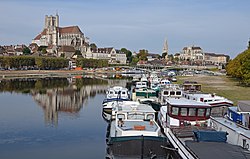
[170,126,215,138]
[119,120,158,132]
[211,117,250,138]
[185,141,250,159]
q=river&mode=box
[0,76,130,159]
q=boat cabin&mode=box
[159,85,182,104]
[160,79,171,86]
[135,81,147,89]
[106,86,130,100]
[182,92,233,117]
[160,98,211,127]
[182,81,201,92]
[112,103,161,137]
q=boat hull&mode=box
[107,136,172,158]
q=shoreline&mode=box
[0,70,107,78]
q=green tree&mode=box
[226,49,250,85]
[131,56,139,66]
[137,49,148,61]
[90,43,97,49]
[41,48,47,54]
[162,53,167,59]
[22,47,31,55]
[121,48,132,63]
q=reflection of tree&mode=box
[0,78,69,93]
[0,77,128,126]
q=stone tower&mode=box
[163,39,168,60]
[44,14,59,46]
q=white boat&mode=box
[158,98,249,159]
[158,84,182,104]
[106,102,170,158]
[102,86,130,119]
[159,79,171,87]
[105,86,130,100]
[135,81,147,89]
[183,92,233,117]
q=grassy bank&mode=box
[177,75,250,105]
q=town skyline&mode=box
[1,0,250,58]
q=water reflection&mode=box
[0,76,129,126]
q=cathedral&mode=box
[32,14,89,55]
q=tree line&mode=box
[76,58,109,68]
[0,56,68,70]
[226,49,250,86]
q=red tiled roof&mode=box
[34,29,47,40]
[58,46,75,52]
[59,26,82,34]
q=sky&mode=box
[0,0,250,58]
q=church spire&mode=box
[163,39,168,60]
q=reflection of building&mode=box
[33,84,108,126]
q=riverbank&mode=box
[178,75,250,105]
[0,70,84,78]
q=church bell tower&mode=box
[163,39,168,60]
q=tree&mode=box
[41,48,47,54]
[131,56,139,66]
[226,48,250,85]
[74,50,82,55]
[162,53,167,59]
[121,48,132,63]
[90,43,97,49]
[22,47,31,55]
[137,49,148,61]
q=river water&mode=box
[0,76,130,159]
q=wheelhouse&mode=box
[161,98,211,127]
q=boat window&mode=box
[117,114,125,120]
[109,91,114,95]
[197,109,205,116]
[180,108,188,116]
[146,114,154,120]
[115,91,118,95]
[204,100,207,102]
[163,91,169,95]
[188,108,196,116]
[206,108,211,117]
[176,91,182,95]
[172,107,179,116]
[122,91,126,95]
[127,113,144,120]
[170,91,175,95]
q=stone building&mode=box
[180,46,204,62]
[204,53,229,65]
[32,14,89,56]
[84,47,127,64]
